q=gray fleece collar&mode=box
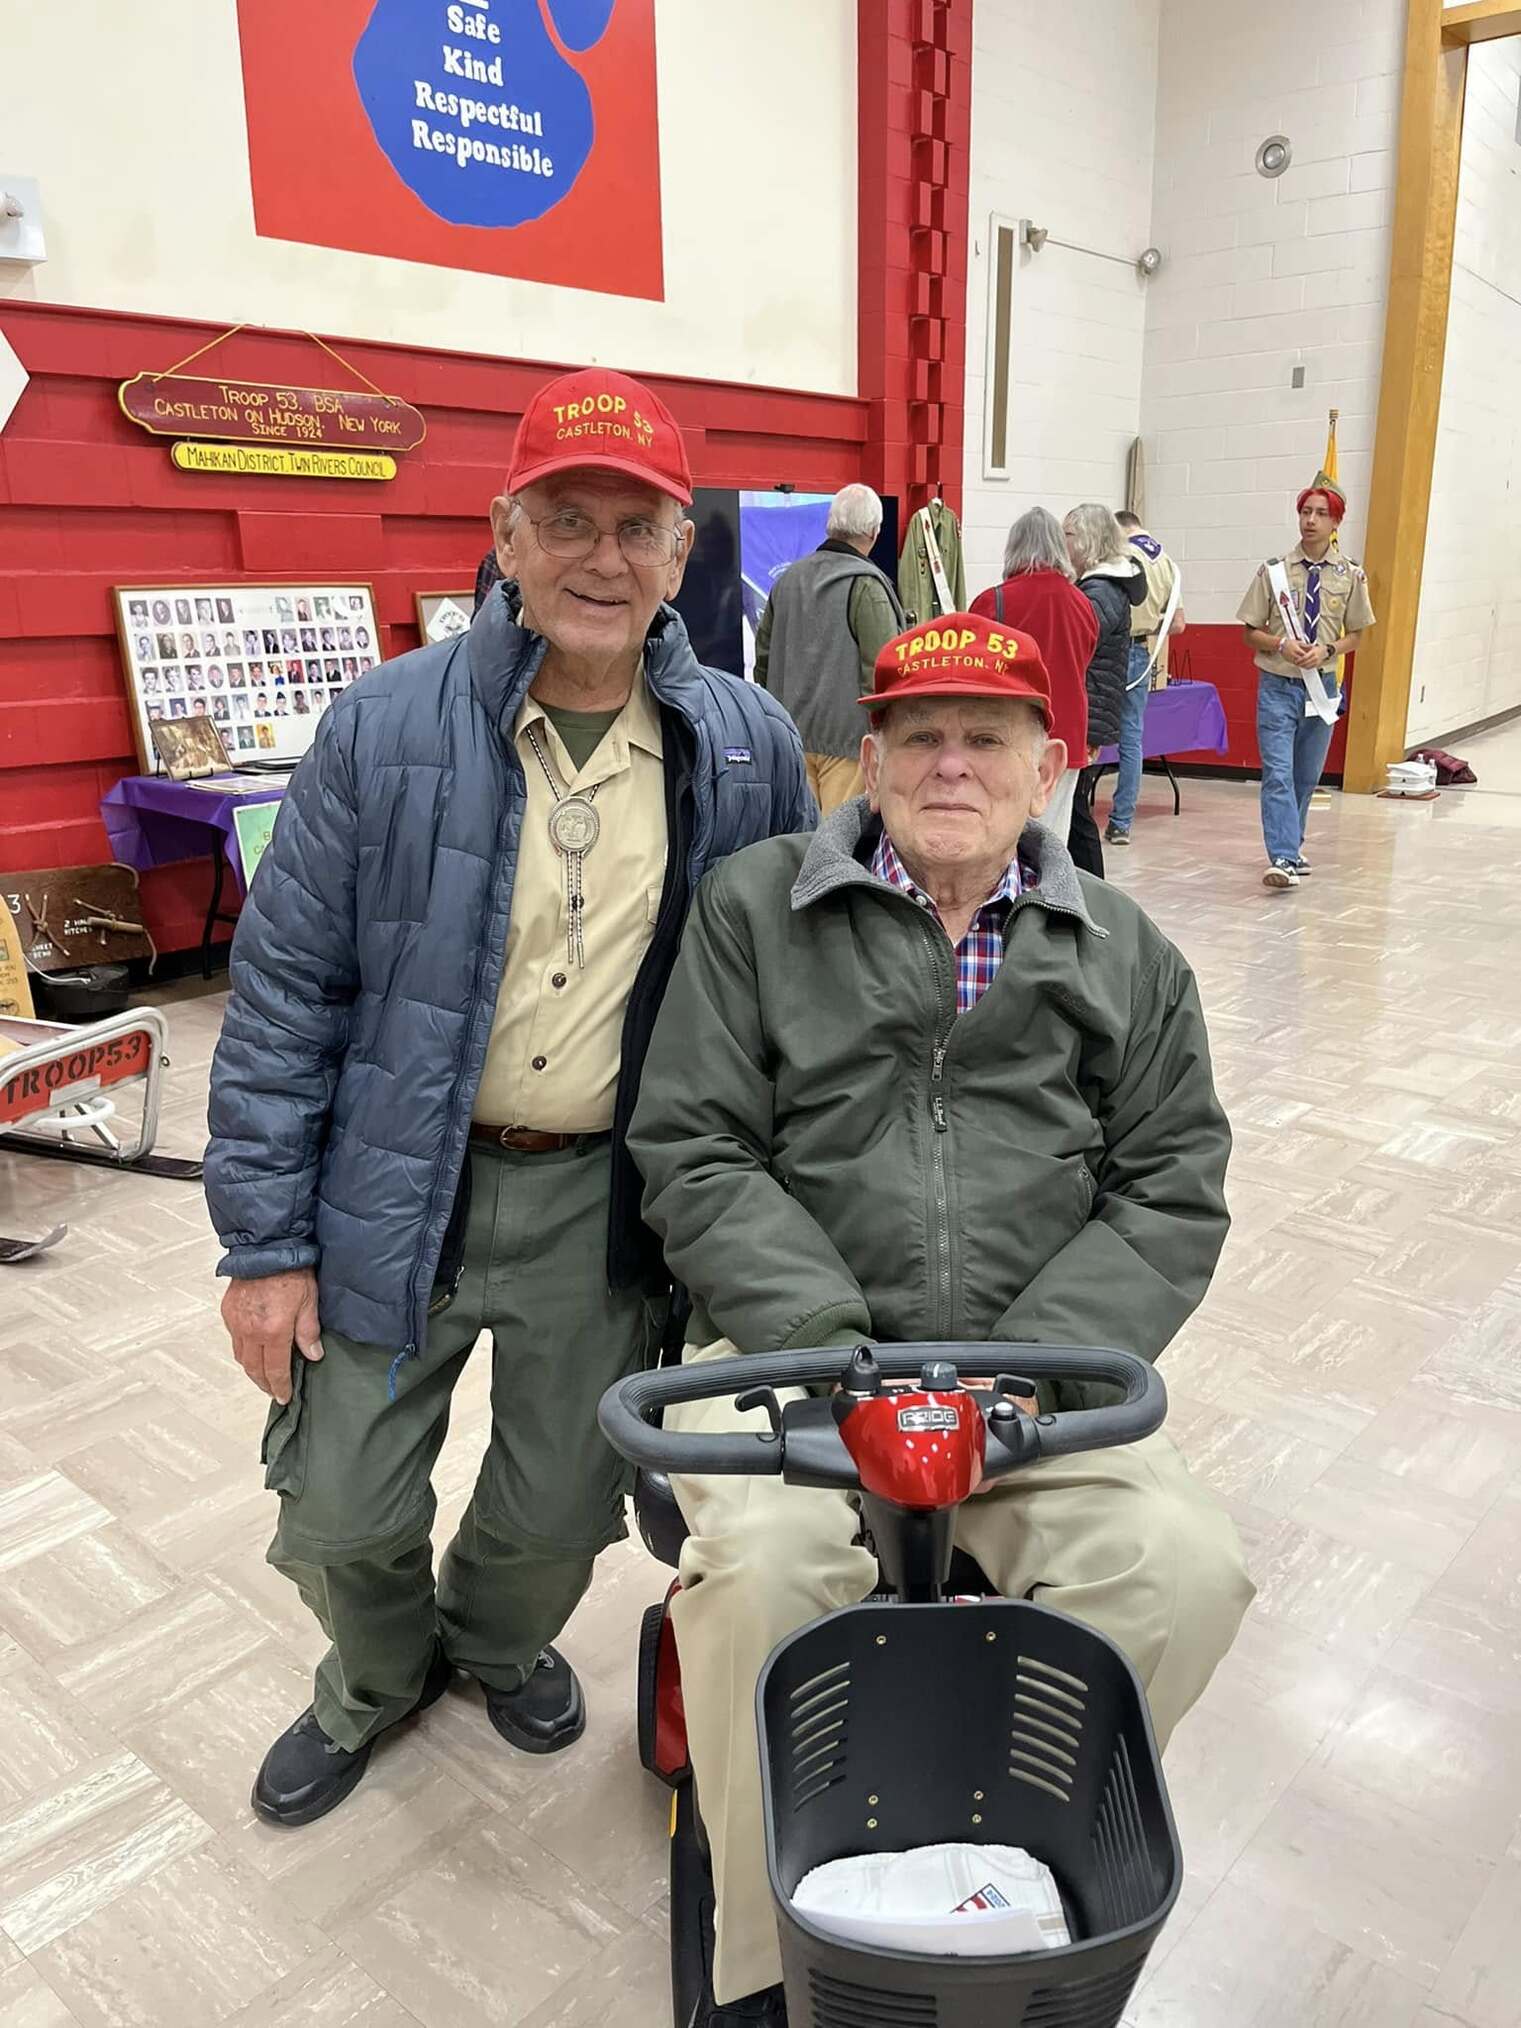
[790,797,1106,936]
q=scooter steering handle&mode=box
[598,1343,1166,1480]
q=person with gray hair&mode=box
[1063,503,1146,878]
[971,506,1098,843]
[754,481,906,813]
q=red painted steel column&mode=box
[857,0,973,525]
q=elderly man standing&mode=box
[753,482,905,814]
[630,614,1253,2025]
[205,366,813,1830]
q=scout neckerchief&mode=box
[1265,555,1339,726]
[524,722,601,970]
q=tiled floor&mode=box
[1446,714,1521,797]
[3,769,1521,2026]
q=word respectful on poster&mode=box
[121,375,426,451]
[237,0,663,300]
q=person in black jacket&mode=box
[1063,503,1147,878]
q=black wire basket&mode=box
[758,1598,1181,2028]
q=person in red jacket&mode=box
[971,506,1097,841]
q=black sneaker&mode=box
[482,1646,586,1754]
[252,1643,453,1827]
[1104,822,1131,846]
[1262,860,1299,890]
[703,1982,788,2025]
[1293,856,1313,877]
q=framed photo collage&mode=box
[114,582,381,772]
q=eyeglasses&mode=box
[526,508,682,568]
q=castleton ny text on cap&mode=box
[506,367,693,506]
[860,612,1054,730]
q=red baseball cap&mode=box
[506,367,693,505]
[860,613,1053,729]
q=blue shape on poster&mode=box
[354,0,607,228]
[739,493,833,633]
[544,0,615,52]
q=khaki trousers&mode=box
[670,1341,1254,2004]
[804,752,865,815]
[263,1144,661,1750]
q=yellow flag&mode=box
[1323,409,1343,689]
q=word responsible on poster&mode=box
[238,0,663,299]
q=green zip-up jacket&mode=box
[629,800,1230,1409]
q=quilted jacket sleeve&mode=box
[203,710,361,1280]
[743,679,817,835]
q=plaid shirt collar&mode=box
[870,829,1024,1013]
[871,830,1023,913]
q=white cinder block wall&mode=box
[1408,38,1521,746]
[1136,0,1405,622]
[961,0,1161,602]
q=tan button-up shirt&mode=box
[474,677,668,1132]
[1237,542,1376,679]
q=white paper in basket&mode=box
[793,1842,1071,1958]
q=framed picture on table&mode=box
[415,590,474,645]
[112,581,381,772]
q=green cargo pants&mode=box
[261,1140,661,1751]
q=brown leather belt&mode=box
[469,1124,612,1154]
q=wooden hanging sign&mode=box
[120,372,426,451]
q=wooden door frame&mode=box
[1344,0,1521,791]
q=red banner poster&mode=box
[237,0,663,302]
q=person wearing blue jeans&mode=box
[1108,514,1182,846]
[1236,474,1376,890]
[1256,671,1338,873]
[1108,638,1152,841]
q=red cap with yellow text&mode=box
[860,613,1053,729]
[506,367,693,505]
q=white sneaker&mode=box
[1263,860,1299,890]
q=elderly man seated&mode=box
[628,614,1254,2026]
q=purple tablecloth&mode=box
[1095,679,1228,765]
[101,775,286,893]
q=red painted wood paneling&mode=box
[1164,624,1356,776]
[0,300,876,950]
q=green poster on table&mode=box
[233,800,282,887]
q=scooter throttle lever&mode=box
[735,1386,784,1441]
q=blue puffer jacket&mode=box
[204,588,814,1357]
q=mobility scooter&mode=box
[600,1341,1183,2028]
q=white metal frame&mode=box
[0,1006,168,1164]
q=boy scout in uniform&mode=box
[1237,473,1375,889]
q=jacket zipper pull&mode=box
[931,1095,948,1132]
[932,1045,946,1082]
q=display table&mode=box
[100,775,286,977]
[1094,679,1229,815]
